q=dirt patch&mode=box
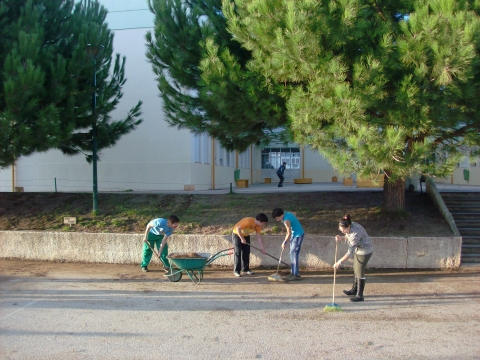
[0,191,453,237]
[168,252,206,258]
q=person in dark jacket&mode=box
[276,162,286,187]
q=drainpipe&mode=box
[211,137,215,190]
[250,144,253,184]
[11,161,15,192]
[234,150,239,188]
[301,147,305,178]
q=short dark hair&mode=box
[339,214,351,227]
[272,208,284,218]
[168,215,180,224]
[256,213,268,223]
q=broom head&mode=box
[323,302,343,312]
[268,273,285,282]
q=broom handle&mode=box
[246,243,290,267]
[275,247,285,275]
[145,240,166,266]
[333,240,338,303]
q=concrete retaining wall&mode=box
[0,231,462,269]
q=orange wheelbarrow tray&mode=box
[165,248,233,284]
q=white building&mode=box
[1,1,477,192]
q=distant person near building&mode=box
[276,162,286,187]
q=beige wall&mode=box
[433,167,480,186]
[452,167,480,186]
[0,231,461,270]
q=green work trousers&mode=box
[141,233,170,268]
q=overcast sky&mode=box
[99,0,153,31]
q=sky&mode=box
[99,0,154,31]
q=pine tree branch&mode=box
[434,123,480,145]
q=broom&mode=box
[268,247,285,282]
[324,239,343,312]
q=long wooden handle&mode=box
[275,247,285,275]
[333,240,338,303]
[247,243,290,267]
[145,240,166,266]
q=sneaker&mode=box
[234,272,241,277]
[242,270,255,275]
[141,267,149,272]
[285,273,300,281]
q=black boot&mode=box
[343,276,357,296]
[350,278,365,302]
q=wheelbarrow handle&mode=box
[210,247,234,259]
[206,247,234,266]
[246,243,289,267]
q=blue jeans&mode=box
[289,234,304,276]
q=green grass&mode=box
[0,191,454,237]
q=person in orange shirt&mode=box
[232,213,268,277]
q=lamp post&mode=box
[87,44,103,215]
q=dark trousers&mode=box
[233,234,251,273]
[277,174,284,186]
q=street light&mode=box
[87,44,104,215]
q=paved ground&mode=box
[1,260,479,360]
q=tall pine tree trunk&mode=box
[383,170,406,211]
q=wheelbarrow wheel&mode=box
[166,269,182,282]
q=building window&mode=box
[202,134,210,164]
[239,148,250,169]
[216,141,224,166]
[261,147,300,169]
[192,134,201,163]
[226,151,234,167]
[192,133,211,164]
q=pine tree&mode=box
[0,0,142,168]
[221,0,480,211]
[146,0,288,152]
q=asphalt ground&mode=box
[1,260,479,360]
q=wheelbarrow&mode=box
[165,248,233,284]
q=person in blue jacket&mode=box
[272,208,305,281]
[141,215,180,272]
[276,162,286,187]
